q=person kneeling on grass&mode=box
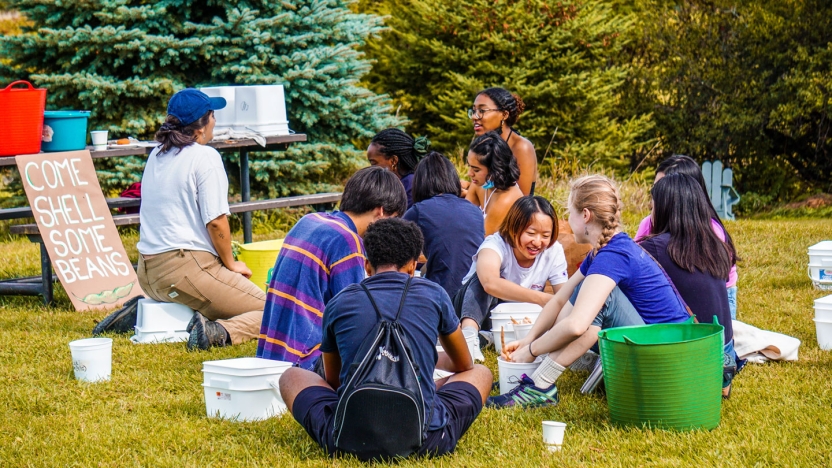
[492,175,691,408]
[93,88,266,350]
[279,218,492,460]
[454,196,568,346]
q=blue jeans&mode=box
[727,286,738,320]
[569,281,645,330]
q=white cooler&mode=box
[202,357,293,421]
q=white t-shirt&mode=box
[137,143,230,256]
[462,233,569,290]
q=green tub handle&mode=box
[622,335,638,345]
[713,315,720,325]
[684,316,696,324]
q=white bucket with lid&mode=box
[69,338,113,382]
[498,356,542,394]
[814,319,832,350]
[814,295,832,321]
[808,241,832,291]
[202,357,292,421]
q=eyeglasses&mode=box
[467,107,502,119]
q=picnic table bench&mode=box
[0,134,345,305]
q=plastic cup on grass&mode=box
[542,421,566,451]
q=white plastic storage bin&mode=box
[199,85,290,135]
[136,299,194,332]
[202,357,293,421]
[808,241,832,291]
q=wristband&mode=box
[528,341,538,358]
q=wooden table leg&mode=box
[39,239,53,305]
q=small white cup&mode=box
[513,323,534,341]
[90,130,108,151]
[542,421,567,451]
[69,337,113,382]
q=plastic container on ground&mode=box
[497,356,542,394]
[236,239,284,292]
[814,319,832,350]
[0,81,47,156]
[808,241,832,291]
[814,295,832,321]
[130,327,190,344]
[136,298,194,332]
[68,337,113,382]
[41,110,90,152]
[202,357,292,421]
[598,322,724,431]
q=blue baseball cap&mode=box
[167,88,226,126]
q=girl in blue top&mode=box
[491,175,690,408]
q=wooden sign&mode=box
[16,150,143,311]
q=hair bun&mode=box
[512,93,526,116]
[413,136,431,156]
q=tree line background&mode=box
[1,0,830,212]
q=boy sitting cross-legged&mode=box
[279,218,492,461]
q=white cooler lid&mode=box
[202,357,292,377]
[808,241,832,252]
[491,302,542,316]
[815,294,832,307]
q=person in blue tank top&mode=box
[491,175,691,408]
[403,152,484,299]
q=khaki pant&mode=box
[138,249,266,345]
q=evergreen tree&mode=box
[360,0,654,175]
[0,0,401,197]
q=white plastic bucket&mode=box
[493,328,516,355]
[202,357,292,421]
[513,323,534,341]
[136,299,194,332]
[69,338,113,382]
[497,356,542,394]
[808,241,832,290]
[490,303,542,336]
[814,319,832,351]
[462,327,484,362]
[814,295,832,321]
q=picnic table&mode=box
[0,134,343,304]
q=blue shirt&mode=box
[320,272,460,430]
[404,194,484,299]
[401,173,415,210]
[579,232,689,324]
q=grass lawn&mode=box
[1,218,831,467]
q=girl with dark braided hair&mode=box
[468,88,538,195]
[367,128,431,209]
[490,175,690,409]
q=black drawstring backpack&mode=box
[332,278,432,461]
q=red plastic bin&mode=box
[0,81,47,157]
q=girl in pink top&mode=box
[635,155,739,318]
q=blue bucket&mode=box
[41,110,91,152]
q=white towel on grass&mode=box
[732,320,801,363]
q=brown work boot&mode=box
[186,312,229,351]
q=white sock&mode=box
[531,356,566,388]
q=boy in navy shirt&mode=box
[278,218,492,459]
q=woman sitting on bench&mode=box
[93,89,266,351]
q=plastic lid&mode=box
[808,241,832,252]
[815,294,832,306]
[44,110,91,118]
[202,357,292,375]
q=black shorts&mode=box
[292,381,483,458]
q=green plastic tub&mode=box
[41,110,90,152]
[598,321,724,431]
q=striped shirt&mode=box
[256,211,366,368]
